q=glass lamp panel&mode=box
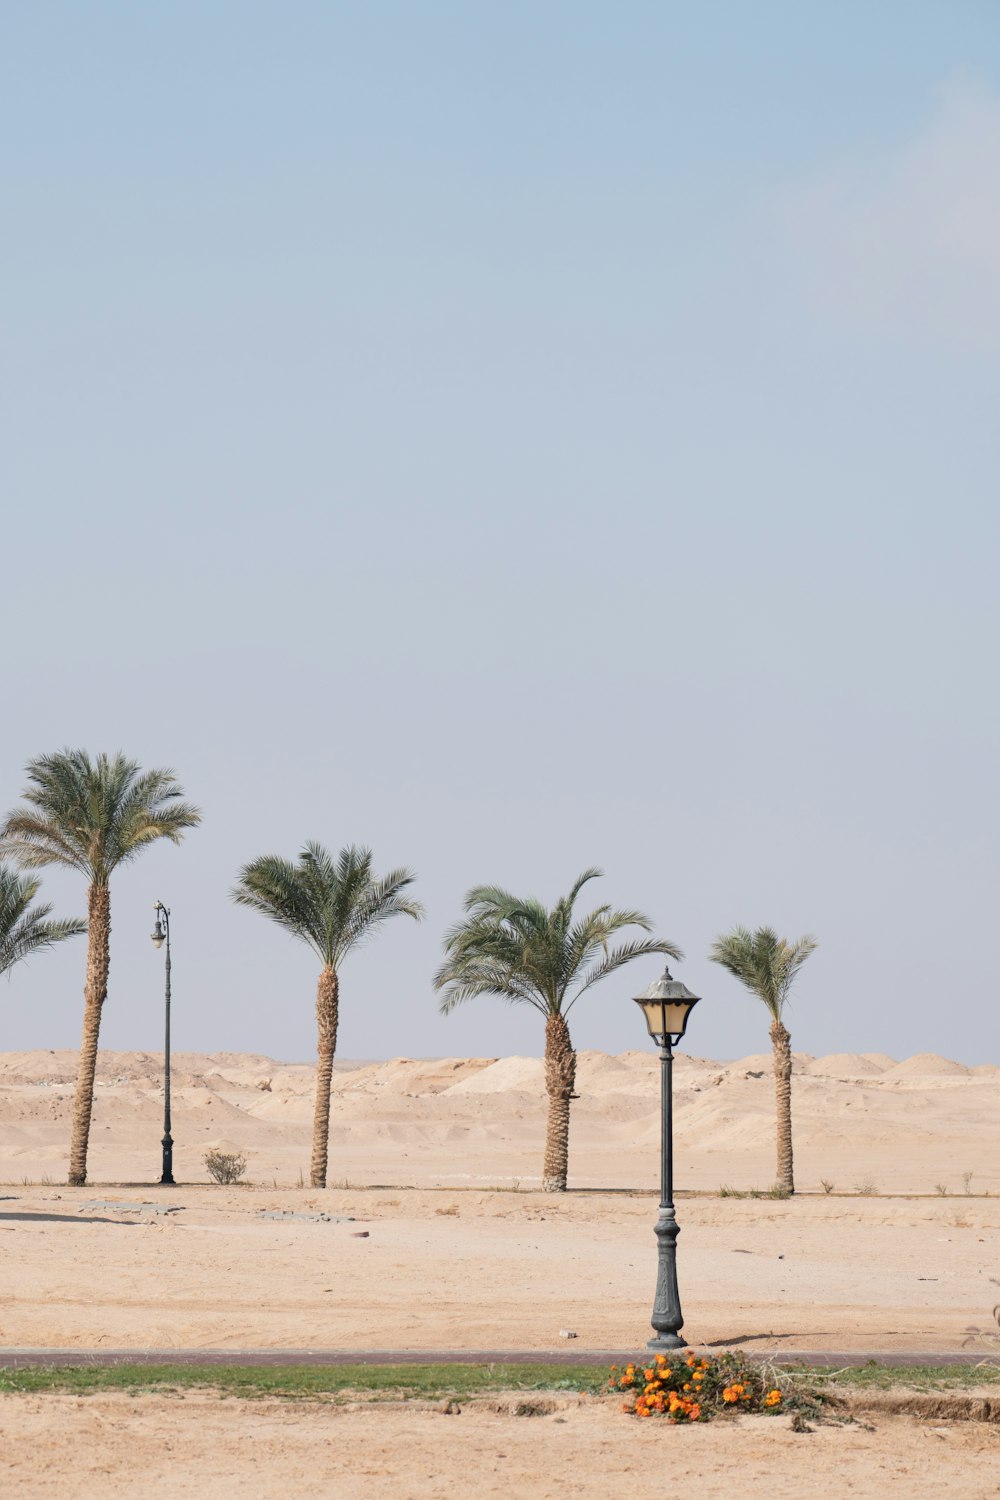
[661,1000,695,1038]
[637,999,667,1039]
[637,997,696,1040]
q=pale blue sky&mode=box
[2,2,998,1065]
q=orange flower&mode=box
[765,1389,782,1407]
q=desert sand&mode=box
[2,1046,998,1194]
[4,1392,1000,1500]
[0,1048,997,1357]
[2,1049,998,1497]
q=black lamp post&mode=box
[634,966,701,1351]
[150,902,174,1186]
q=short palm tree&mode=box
[708,925,818,1194]
[0,862,85,979]
[434,869,682,1192]
[231,843,423,1188]
[1,750,201,1185]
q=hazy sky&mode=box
[2,3,997,1067]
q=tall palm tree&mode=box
[708,925,817,1195]
[434,869,682,1192]
[231,843,423,1188]
[1,750,201,1185]
[0,862,86,979]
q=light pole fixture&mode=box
[634,966,701,1350]
[150,902,174,1186]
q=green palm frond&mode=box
[708,924,818,1020]
[231,853,325,950]
[0,750,201,884]
[564,867,604,908]
[434,960,546,1016]
[0,863,86,978]
[570,935,684,1009]
[435,869,681,1019]
[232,842,422,966]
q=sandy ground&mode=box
[1,1185,997,1353]
[2,1392,1000,1500]
[1,1047,998,1354]
[2,1047,998,1194]
[2,1048,999,1496]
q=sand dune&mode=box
[1,1046,998,1383]
[1,1047,996,1194]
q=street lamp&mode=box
[634,966,701,1350]
[150,902,174,1185]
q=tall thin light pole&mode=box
[648,1033,683,1349]
[633,968,701,1352]
[151,903,174,1185]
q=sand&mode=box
[3,1393,1000,1500]
[2,1047,999,1494]
[1,1047,998,1357]
[2,1046,998,1195]
[2,1183,996,1354]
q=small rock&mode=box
[351,1230,370,1238]
[558,1329,577,1339]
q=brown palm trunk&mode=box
[542,1012,576,1192]
[770,1017,794,1194]
[310,966,340,1188]
[68,884,111,1186]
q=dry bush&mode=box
[204,1148,248,1185]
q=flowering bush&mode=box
[611,1350,783,1422]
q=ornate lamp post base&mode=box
[647,1206,685,1349]
[160,1132,175,1186]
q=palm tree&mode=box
[231,843,423,1188]
[1,750,201,1185]
[0,862,86,979]
[708,925,818,1195]
[434,869,682,1192]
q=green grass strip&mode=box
[0,1359,996,1400]
[795,1362,1000,1392]
[0,1362,605,1399]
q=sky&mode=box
[1,2,997,1067]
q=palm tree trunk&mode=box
[310,966,340,1188]
[542,1013,576,1192]
[770,1017,794,1194]
[68,884,111,1186]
